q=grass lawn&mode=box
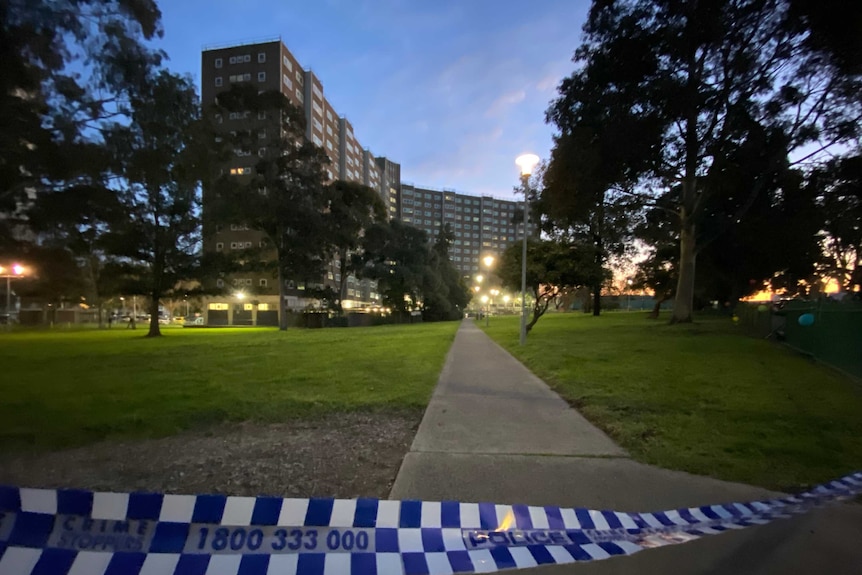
[0,322,459,454]
[482,312,862,491]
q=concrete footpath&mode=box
[390,320,862,574]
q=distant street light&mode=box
[515,153,540,346]
[627,279,633,311]
[0,263,27,327]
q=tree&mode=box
[357,220,431,314]
[538,133,641,316]
[327,181,386,312]
[26,183,127,326]
[103,70,207,337]
[497,238,601,332]
[0,0,162,251]
[422,224,470,321]
[810,155,862,291]
[210,85,331,330]
[550,0,862,323]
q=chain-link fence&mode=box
[736,299,862,379]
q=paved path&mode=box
[390,320,862,574]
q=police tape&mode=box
[0,472,859,574]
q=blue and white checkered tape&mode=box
[0,472,859,574]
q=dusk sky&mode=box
[153,0,589,200]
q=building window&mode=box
[283,74,293,90]
[326,125,333,136]
[312,84,323,99]
[258,129,266,139]
[296,70,303,84]
[257,71,266,82]
[259,279,268,287]
[283,56,292,71]
[245,242,252,248]
[209,302,228,310]
[296,88,303,103]
[326,140,333,151]
[312,134,322,146]
[216,279,225,288]
[258,148,266,157]
[258,52,266,63]
[258,111,266,120]
[312,101,323,116]
[259,303,270,310]
[215,76,223,87]
[216,242,224,250]
[215,58,223,68]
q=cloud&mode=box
[536,73,561,93]
[485,89,527,117]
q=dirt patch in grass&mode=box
[0,410,421,499]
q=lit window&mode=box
[258,71,266,82]
[259,302,270,310]
[209,302,228,310]
[258,52,266,63]
[215,77,223,87]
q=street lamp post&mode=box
[487,288,499,327]
[515,154,540,346]
[627,279,633,311]
[0,264,26,327]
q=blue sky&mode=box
[153,0,589,200]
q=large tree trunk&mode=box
[592,283,601,317]
[146,294,161,337]
[671,217,696,323]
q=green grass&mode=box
[0,323,459,454]
[482,313,862,491]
